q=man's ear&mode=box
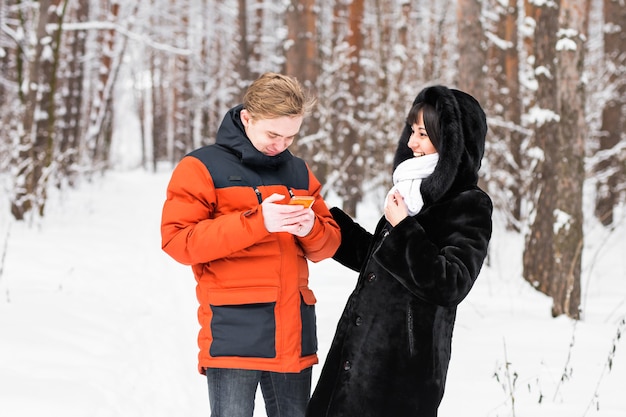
[240,109,251,127]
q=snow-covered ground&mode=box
[0,168,624,416]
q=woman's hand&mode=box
[384,190,409,227]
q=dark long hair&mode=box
[406,102,441,151]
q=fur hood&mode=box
[392,85,487,205]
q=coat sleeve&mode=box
[296,169,342,262]
[160,156,270,265]
[373,189,492,307]
[328,207,374,272]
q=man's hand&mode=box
[262,193,315,236]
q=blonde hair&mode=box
[243,72,316,119]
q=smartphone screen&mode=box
[288,196,315,208]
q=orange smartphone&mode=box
[288,196,315,208]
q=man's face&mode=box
[240,109,303,156]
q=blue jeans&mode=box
[206,367,312,417]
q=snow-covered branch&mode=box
[48,21,191,55]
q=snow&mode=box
[485,31,514,51]
[524,104,560,127]
[553,209,572,233]
[556,37,578,52]
[0,168,624,417]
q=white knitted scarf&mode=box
[385,153,439,216]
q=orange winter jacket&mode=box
[161,105,341,374]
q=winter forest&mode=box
[0,0,625,325]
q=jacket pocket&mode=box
[300,287,317,356]
[208,287,278,358]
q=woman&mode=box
[307,85,493,417]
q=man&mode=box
[161,72,341,417]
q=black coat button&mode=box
[355,316,362,326]
[343,360,351,371]
[367,272,376,282]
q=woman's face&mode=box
[240,109,303,156]
[407,111,437,157]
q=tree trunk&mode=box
[486,0,525,230]
[0,0,19,166]
[284,0,318,88]
[88,2,120,169]
[237,0,250,82]
[594,0,626,225]
[11,0,64,219]
[172,3,193,161]
[522,0,560,301]
[59,0,88,186]
[33,0,68,210]
[151,54,168,169]
[549,0,588,319]
[424,1,453,82]
[284,0,321,178]
[342,0,365,217]
[523,0,585,319]
[457,0,486,102]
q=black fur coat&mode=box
[307,86,493,417]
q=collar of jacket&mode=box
[215,104,294,169]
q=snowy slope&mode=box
[0,169,624,416]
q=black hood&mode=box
[392,85,487,205]
[215,104,293,168]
